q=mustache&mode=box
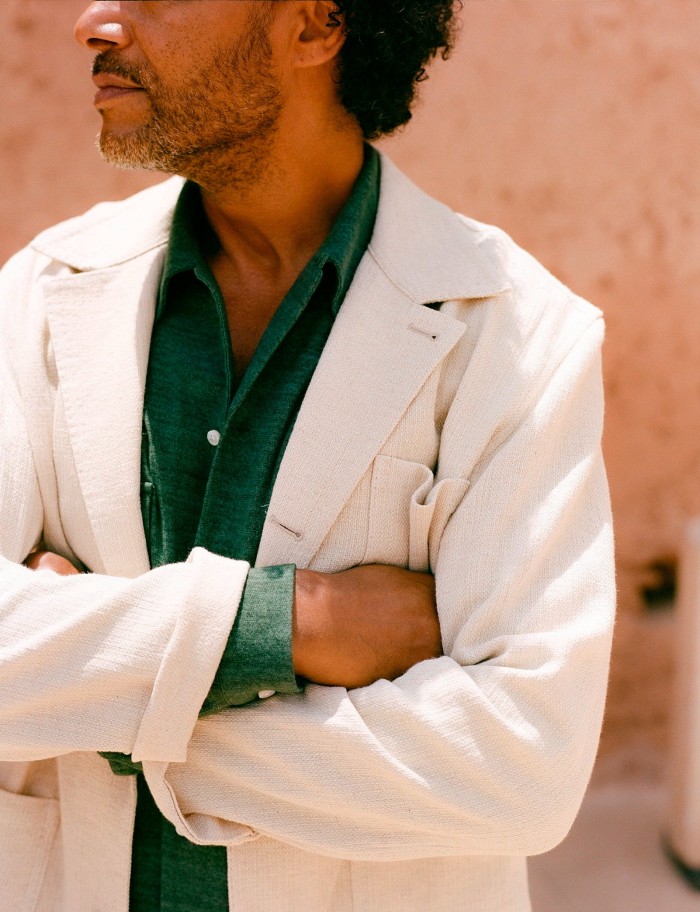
[92,51,145,88]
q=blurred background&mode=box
[2,1,699,907]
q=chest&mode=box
[212,259,301,380]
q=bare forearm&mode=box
[292,565,441,688]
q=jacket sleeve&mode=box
[0,311,249,764]
[143,316,615,861]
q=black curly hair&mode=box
[328,1,462,141]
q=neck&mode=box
[199,118,365,284]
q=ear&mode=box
[295,2,346,69]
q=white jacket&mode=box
[0,155,614,912]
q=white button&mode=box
[207,429,221,446]
[258,689,276,700]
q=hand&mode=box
[24,550,81,575]
[293,565,441,689]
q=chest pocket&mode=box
[364,455,469,572]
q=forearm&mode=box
[208,562,440,706]
[0,548,247,763]
[25,549,440,729]
[144,571,612,863]
[292,565,440,687]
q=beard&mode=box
[93,10,282,194]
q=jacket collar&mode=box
[30,177,183,271]
[370,155,510,302]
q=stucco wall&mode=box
[3,0,699,780]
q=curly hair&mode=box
[329,1,462,141]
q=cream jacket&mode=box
[0,155,614,912]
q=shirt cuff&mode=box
[200,564,302,715]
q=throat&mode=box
[205,215,334,380]
[211,256,300,380]
[221,289,283,381]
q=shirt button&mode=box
[258,690,276,700]
[207,429,221,447]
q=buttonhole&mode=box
[408,323,439,341]
[269,516,303,540]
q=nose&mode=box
[74,2,131,52]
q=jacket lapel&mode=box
[32,179,182,577]
[255,254,467,568]
[257,156,510,567]
[43,252,164,576]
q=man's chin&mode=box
[95,131,171,174]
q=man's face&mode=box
[75,1,283,191]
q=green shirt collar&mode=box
[159,145,380,320]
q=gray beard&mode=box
[97,96,281,194]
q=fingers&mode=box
[24,550,81,575]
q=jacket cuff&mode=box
[200,564,302,715]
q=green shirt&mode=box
[122,147,380,912]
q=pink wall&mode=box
[3,0,699,779]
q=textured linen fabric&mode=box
[127,149,380,912]
[0,154,615,912]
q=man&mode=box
[0,2,614,911]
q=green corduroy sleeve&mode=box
[200,563,302,715]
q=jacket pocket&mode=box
[0,788,59,912]
[364,456,469,571]
[408,473,470,572]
